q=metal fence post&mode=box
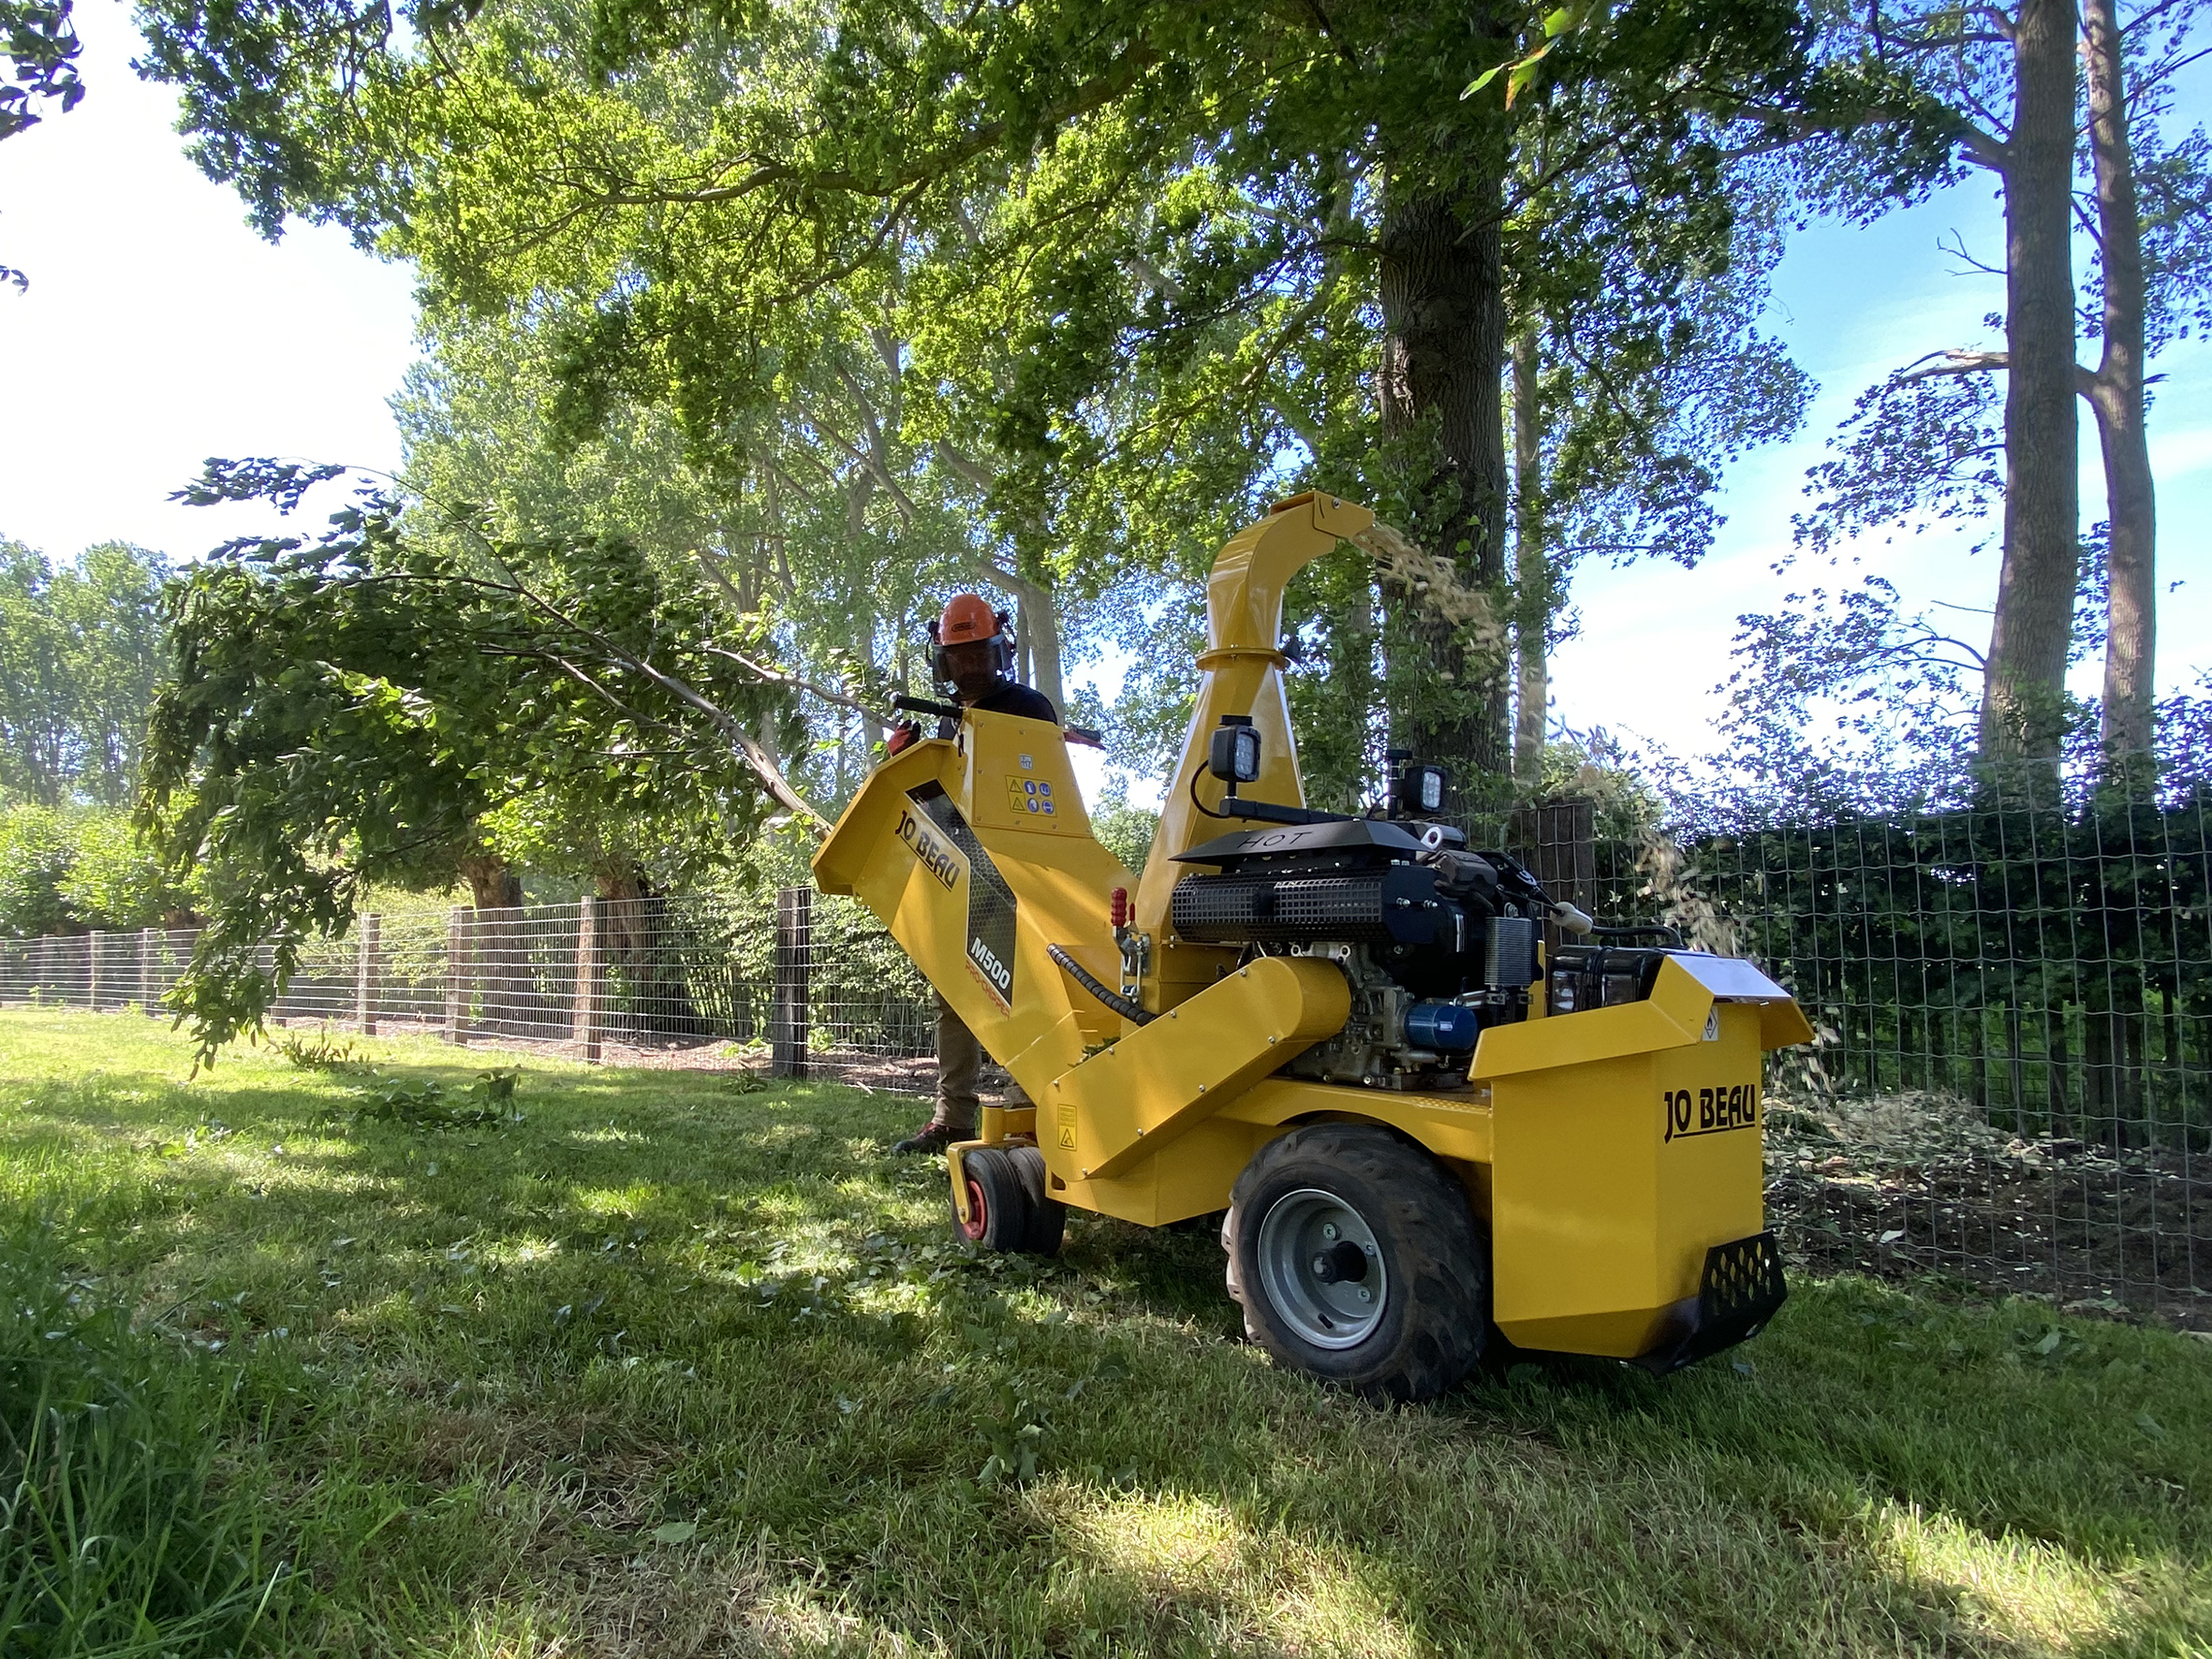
[139,928,155,1014]
[87,931,103,1010]
[357,913,381,1036]
[773,886,811,1079]
[444,906,466,1044]
[1510,798,1597,954]
[572,897,602,1063]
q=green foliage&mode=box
[0,0,80,145]
[1085,776,1158,874]
[341,1066,524,1129]
[1526,726,1668,839]
[133,0,1917,800]
[56,809,200,931]
[0,0,81,287]
[0,540,170,809]
[1561,756,2212,1150]
[273,1029,375,1074]
[0,1210,284,1655]
[140,462,805,1062]
[0,805,202,938]
[0,804,74,937]
[393,308,969,827]
[280,1024,526,1123]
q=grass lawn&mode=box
[0,1006,2208,1657]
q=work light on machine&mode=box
[1209,714,1263,785]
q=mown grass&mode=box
[0,1006,2207,1657]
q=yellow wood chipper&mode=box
[814,493,1814,1401]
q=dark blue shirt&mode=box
[969,682,1059,725]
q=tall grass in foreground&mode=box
[0,1211,284,1657]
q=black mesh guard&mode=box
[1169,866,1445,946]
[1630,1231,1789,1375]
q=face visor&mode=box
[934,636,1014,698]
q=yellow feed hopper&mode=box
[815,493,1813,1399]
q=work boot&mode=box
[892,1118,969,1155]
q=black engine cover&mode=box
[1170,864,1452,947]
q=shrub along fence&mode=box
[1,773,2206,1327]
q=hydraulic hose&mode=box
[1047,944,1157,1026]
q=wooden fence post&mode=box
[87,931,103,1011]
[773,886,811,1079]
[357,913,381,1036]
[139,928,155,1014]
[444,906,467,1044]
[572,897,602,1063]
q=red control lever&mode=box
[1109,888,1129,930]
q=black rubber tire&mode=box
[1223,1123,1489,1403]
[951,1145,1033,1252]
[1006,1145,1067,1256]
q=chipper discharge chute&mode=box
[814,492,1814,1401]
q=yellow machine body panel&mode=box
[1475,954,1810,1356]
[813,713,1132,1096]
[813,495,1816,1368]
[1131,492,1379,1015]
[1047,956,1350,1185]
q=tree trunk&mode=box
[1007,573,1066,713]
[2082,0,2157,763]
[1511,323,1547,791]
[595,864,705,1037]
[1981,0,2082,762]
[459,849,528,1035]
[460,851,524,910]
[1378,186,1511,792]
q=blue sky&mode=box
[0,3,2204,771]
[1553,177,2212,762]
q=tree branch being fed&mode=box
[494,586,835,835]
[701,643,895,726]
[380,483,838,836]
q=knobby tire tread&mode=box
[1226,1123,1488,1403]
[1007,1145,1066,1255]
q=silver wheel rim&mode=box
[1254,1186,1387,1350]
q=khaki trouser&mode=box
[935,991,1029,1133]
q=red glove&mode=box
[886,722,922,756]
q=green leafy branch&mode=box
[1463,3,1612,109]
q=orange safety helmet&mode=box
[928,594,1015,692]
[935,593,1003,646]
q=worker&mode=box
[889,595,1057,1154]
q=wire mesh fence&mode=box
[1490,772,2210,1330]
[1,769,2205,1328]
[0,892,937,1083]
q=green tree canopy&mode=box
[135,0,1923,807]
[0,538,171,808]
[141,461,806,1057]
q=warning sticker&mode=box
[1004,776,1056,816]
[1057,1103,1077,1149]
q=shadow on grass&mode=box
[0,1009,2207,1655]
